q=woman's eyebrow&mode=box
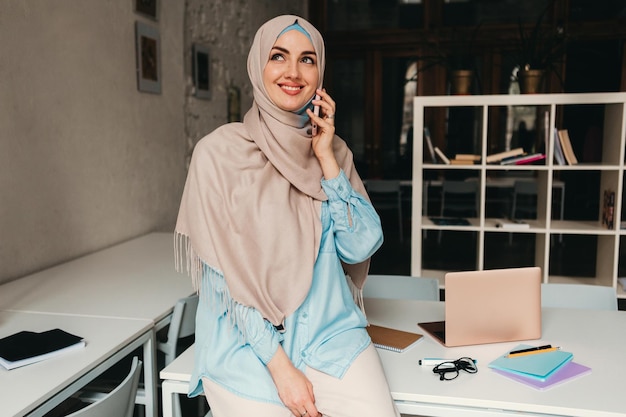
[271,45,316,57]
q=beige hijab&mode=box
[175,15,370,326]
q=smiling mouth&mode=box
[280,85,302,91]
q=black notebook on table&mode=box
[0,328,85,370]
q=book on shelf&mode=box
[552,127,566,165]
[454,154,481,161]
[0,328,85,370]
[495,219,530,229]
[488,344,574,382]
[450,153,481,165]
[423,127,437,164]
[450,159,478,165]
[433,146,450,164]
[557,129,578,165]
[500,153,546,165]
[485,147,524,164]
[492,361,591,391]
[429,217,471,226]
[602,189,615,229]
[366,324,423,353]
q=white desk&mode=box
[0,233,193,326]
[160,299,626,417]
[0,232,193,417]
[0,311,153,417]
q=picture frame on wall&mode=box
[135,21,161,94]
[134,0,158,21]
[193,44,211,99]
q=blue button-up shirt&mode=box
[189,170,383,404]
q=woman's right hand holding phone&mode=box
[307,89,339,180]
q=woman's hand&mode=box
[267,346,321,417]
[307,88,340,180]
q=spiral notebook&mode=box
[366,324,423,353]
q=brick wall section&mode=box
[183,1,308,164]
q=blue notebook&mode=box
[493,361,591,390]
[488,344,573,381]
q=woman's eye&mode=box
[270,53,285,61]
[301,56,315,65]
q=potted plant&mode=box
[514,1,567,93]
[429,24,483,95]
[408,23,483,95]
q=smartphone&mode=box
[311,94,321,135]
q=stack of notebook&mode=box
[488,344,591,390]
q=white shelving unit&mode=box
[411,92,626,299]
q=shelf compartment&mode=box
[555,102,625,167]
[483,232,546,273]
[486,105,551,162]
[422,105,484,164]
[420,230,478,274]
[548,234,616,287]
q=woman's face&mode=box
[263,29,319,112]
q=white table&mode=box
[0,233,193,326]
[0,311,153,417]
[161,298,626,417]
[0,232,194,417]
[160,345,196,417]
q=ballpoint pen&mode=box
[507,345,560,358]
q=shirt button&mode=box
[302,352,307,357]
[302,312,308,319]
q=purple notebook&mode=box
[493,361,591,391]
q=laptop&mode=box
[418,267,542,347]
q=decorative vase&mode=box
[449,70,473,95]
[518,69,544,94]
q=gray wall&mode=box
[0,0,307,284]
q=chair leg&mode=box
[397,196,403,243]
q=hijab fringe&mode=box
[175,232,253,342]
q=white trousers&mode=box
[202,343,400,417]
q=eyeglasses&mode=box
[432,357,478,381]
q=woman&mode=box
[175,15,399,417]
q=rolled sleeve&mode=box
[237,304,283,365]
[206,266,282,365]
[321,170,383,263]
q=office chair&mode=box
[439,180,478,243]
[366,180,404,243]
[440,180,479,218]
[363,275,440,301]
[158,293,200,417]
[80,294,200,417]
[66,357,142,417]
[510,179,538,220]
[541,283,618,310]
[158,293,200,366]
[507,179,538,244]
